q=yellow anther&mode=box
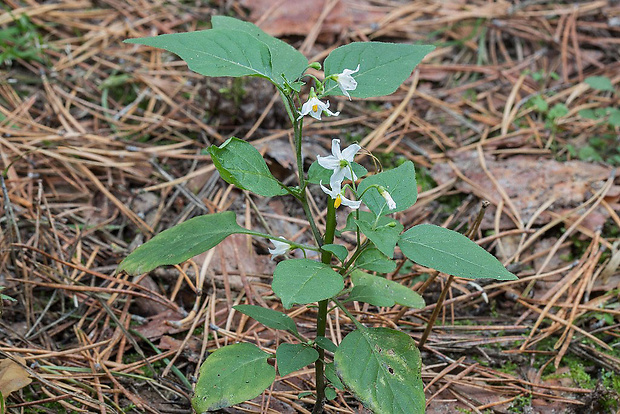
[334,195,342,208]
[312,104,318,112]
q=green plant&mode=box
[118,16,516,414]
[0,12,45,65]
[508,393,532,413]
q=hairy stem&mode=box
[313,199,336,414]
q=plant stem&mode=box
[313,199,336,414]
[292,116,323,245]
[417,274,453,348]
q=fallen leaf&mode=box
[240,0,385,38]
[432,151,612,230]
[0,356,31,399]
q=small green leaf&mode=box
[234,305,298,335]
[334,328,425,414]
[118,211,250,275]
[125,29,273,80]
[211,16,308,87]
[398,224,517,280]
[324,42,434,99]
[315,337,338,353]
[209,137,288,197]
[547,103,568,120]
[578,108,598,120]
[192,343,275,412]
[307,160,367,185]
[354,215,403,258]
[608,108,620,127]
[348,270,425,308]
[276,343,319,377]
[322,244,349,262]
[358,161,417,216]
[273,259,344,309]
[585,76,615,92]
[355,248,397,273]
[325,362,345,390]
[325,387,337,400]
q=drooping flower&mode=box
[317,139,361,189]
[320,180,361,209]
[378,186,397,210]
[333,65,360,100]
[297,88,339,121]
[268,238,292,259]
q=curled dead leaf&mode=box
[0,356,31,400]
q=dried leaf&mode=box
[0,357,31,398]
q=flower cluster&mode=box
[297,66,360,121]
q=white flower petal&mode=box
[268,239,291,259]
[317,155,340,170]
[341,143,361,163]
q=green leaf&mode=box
[354,215,403,258]
[209,137,288,197]
[276,343,319,377]
[398,224,517,280]
[334,328,424,414]
[118,211,250,275]
[608,108,620,127]
[325,387,337,400]
[234,305,298,335]
[315,337,338,353]
[325,362,345,390]
[585,76,615,92]
[192,343,275,412]
[307,160,367,185]
[348,270,425,308]
[125,29,273,80]
[358,161,417,216]
[578,108,598,120]
[322,244,349,262]
[273,259,344,309]
[211,16,308,87]
[355,248,397,273]
[324,42,434,99]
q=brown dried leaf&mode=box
[432,151,612,230]
[0,356,31,398]
[240,0,384,37]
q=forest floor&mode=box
[1,0,619,413]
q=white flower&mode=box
[379,187,396,210]
[317,139,361,189]
[334,65,360,100]
[320,180,361,210]
[297,96,339,121]
[268,239,292,259]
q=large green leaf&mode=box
[324,42,435,99]
[125,29,272,80]
[276,343,319,377]
[334,328,424,414]
[272,259,344,309]
[398,224,517,280]
[211,16,308,87]
[355,248,396,273]
[234,305,299,335]
[209,137,288,197]
[192,342,275,412]
[348,270,425,308]
[354,214,403,258]
[358,161,417,216]
[117,211,250,275]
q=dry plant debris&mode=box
[0,0,618,413]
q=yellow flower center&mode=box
[334,194,342,208]
[312,104,318,112]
